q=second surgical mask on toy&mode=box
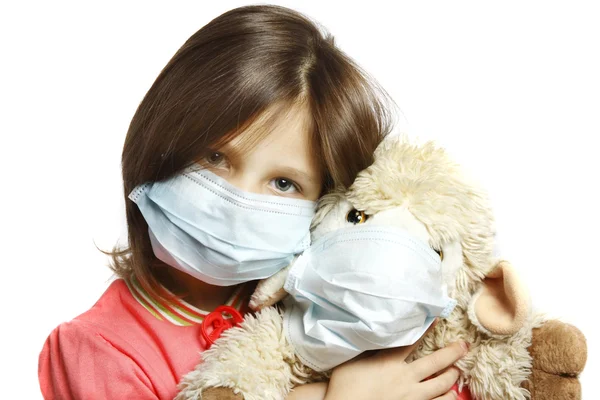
[283,225,457,371]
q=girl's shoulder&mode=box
[71,278,138,328]
[38,278,208,399]
[40,279,153,357]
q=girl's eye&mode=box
[272,178,298,193]
[202,151,229,169]
[346,209,368,225]
[207,151,224,165]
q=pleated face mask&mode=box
[128,167,316,286]
[282,225,457,371]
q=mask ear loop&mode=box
[200,305,244,347]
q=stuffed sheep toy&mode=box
[176,137,587,400]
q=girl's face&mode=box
[201,104,323,201]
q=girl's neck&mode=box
[155,267,238,311]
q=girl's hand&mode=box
[324,324,468,400]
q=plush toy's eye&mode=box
[346,209,368,225]
[433,248,444,261]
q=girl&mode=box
[38,5,467,400]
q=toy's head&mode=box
[307,137,529,336]
[251,137,529,337]
[312,137,494,296]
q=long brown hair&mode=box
[106,5,394,301]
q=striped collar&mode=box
[124,276,247,326]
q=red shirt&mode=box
[38,277,252,400]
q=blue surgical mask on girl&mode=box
[282,225,457,372]
[128,166,316,286]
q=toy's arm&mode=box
[175,307,297,400]
[249,263,294,311]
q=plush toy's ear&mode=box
[467,260,530,336]
[248,264,292,311]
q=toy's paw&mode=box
[524,369,581,400]
[524,319,586,400]
[249,265,291,311]
[176,307,295,400]
[529,319,587,376]
[202,387,245,400]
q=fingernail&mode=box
[459,340,470,354]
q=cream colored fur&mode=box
[175,307,328,400]
[176,137,538,400]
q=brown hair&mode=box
[105,5,394,301]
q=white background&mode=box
[1,1,597,398]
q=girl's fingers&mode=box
[370,319,439,364]
[419,367,460,399]
[410,341,468,381]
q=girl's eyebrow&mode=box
[276,166,317,184]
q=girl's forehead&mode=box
[250,101,311,136]
[233,104,318,164]
[223,101,313,153]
